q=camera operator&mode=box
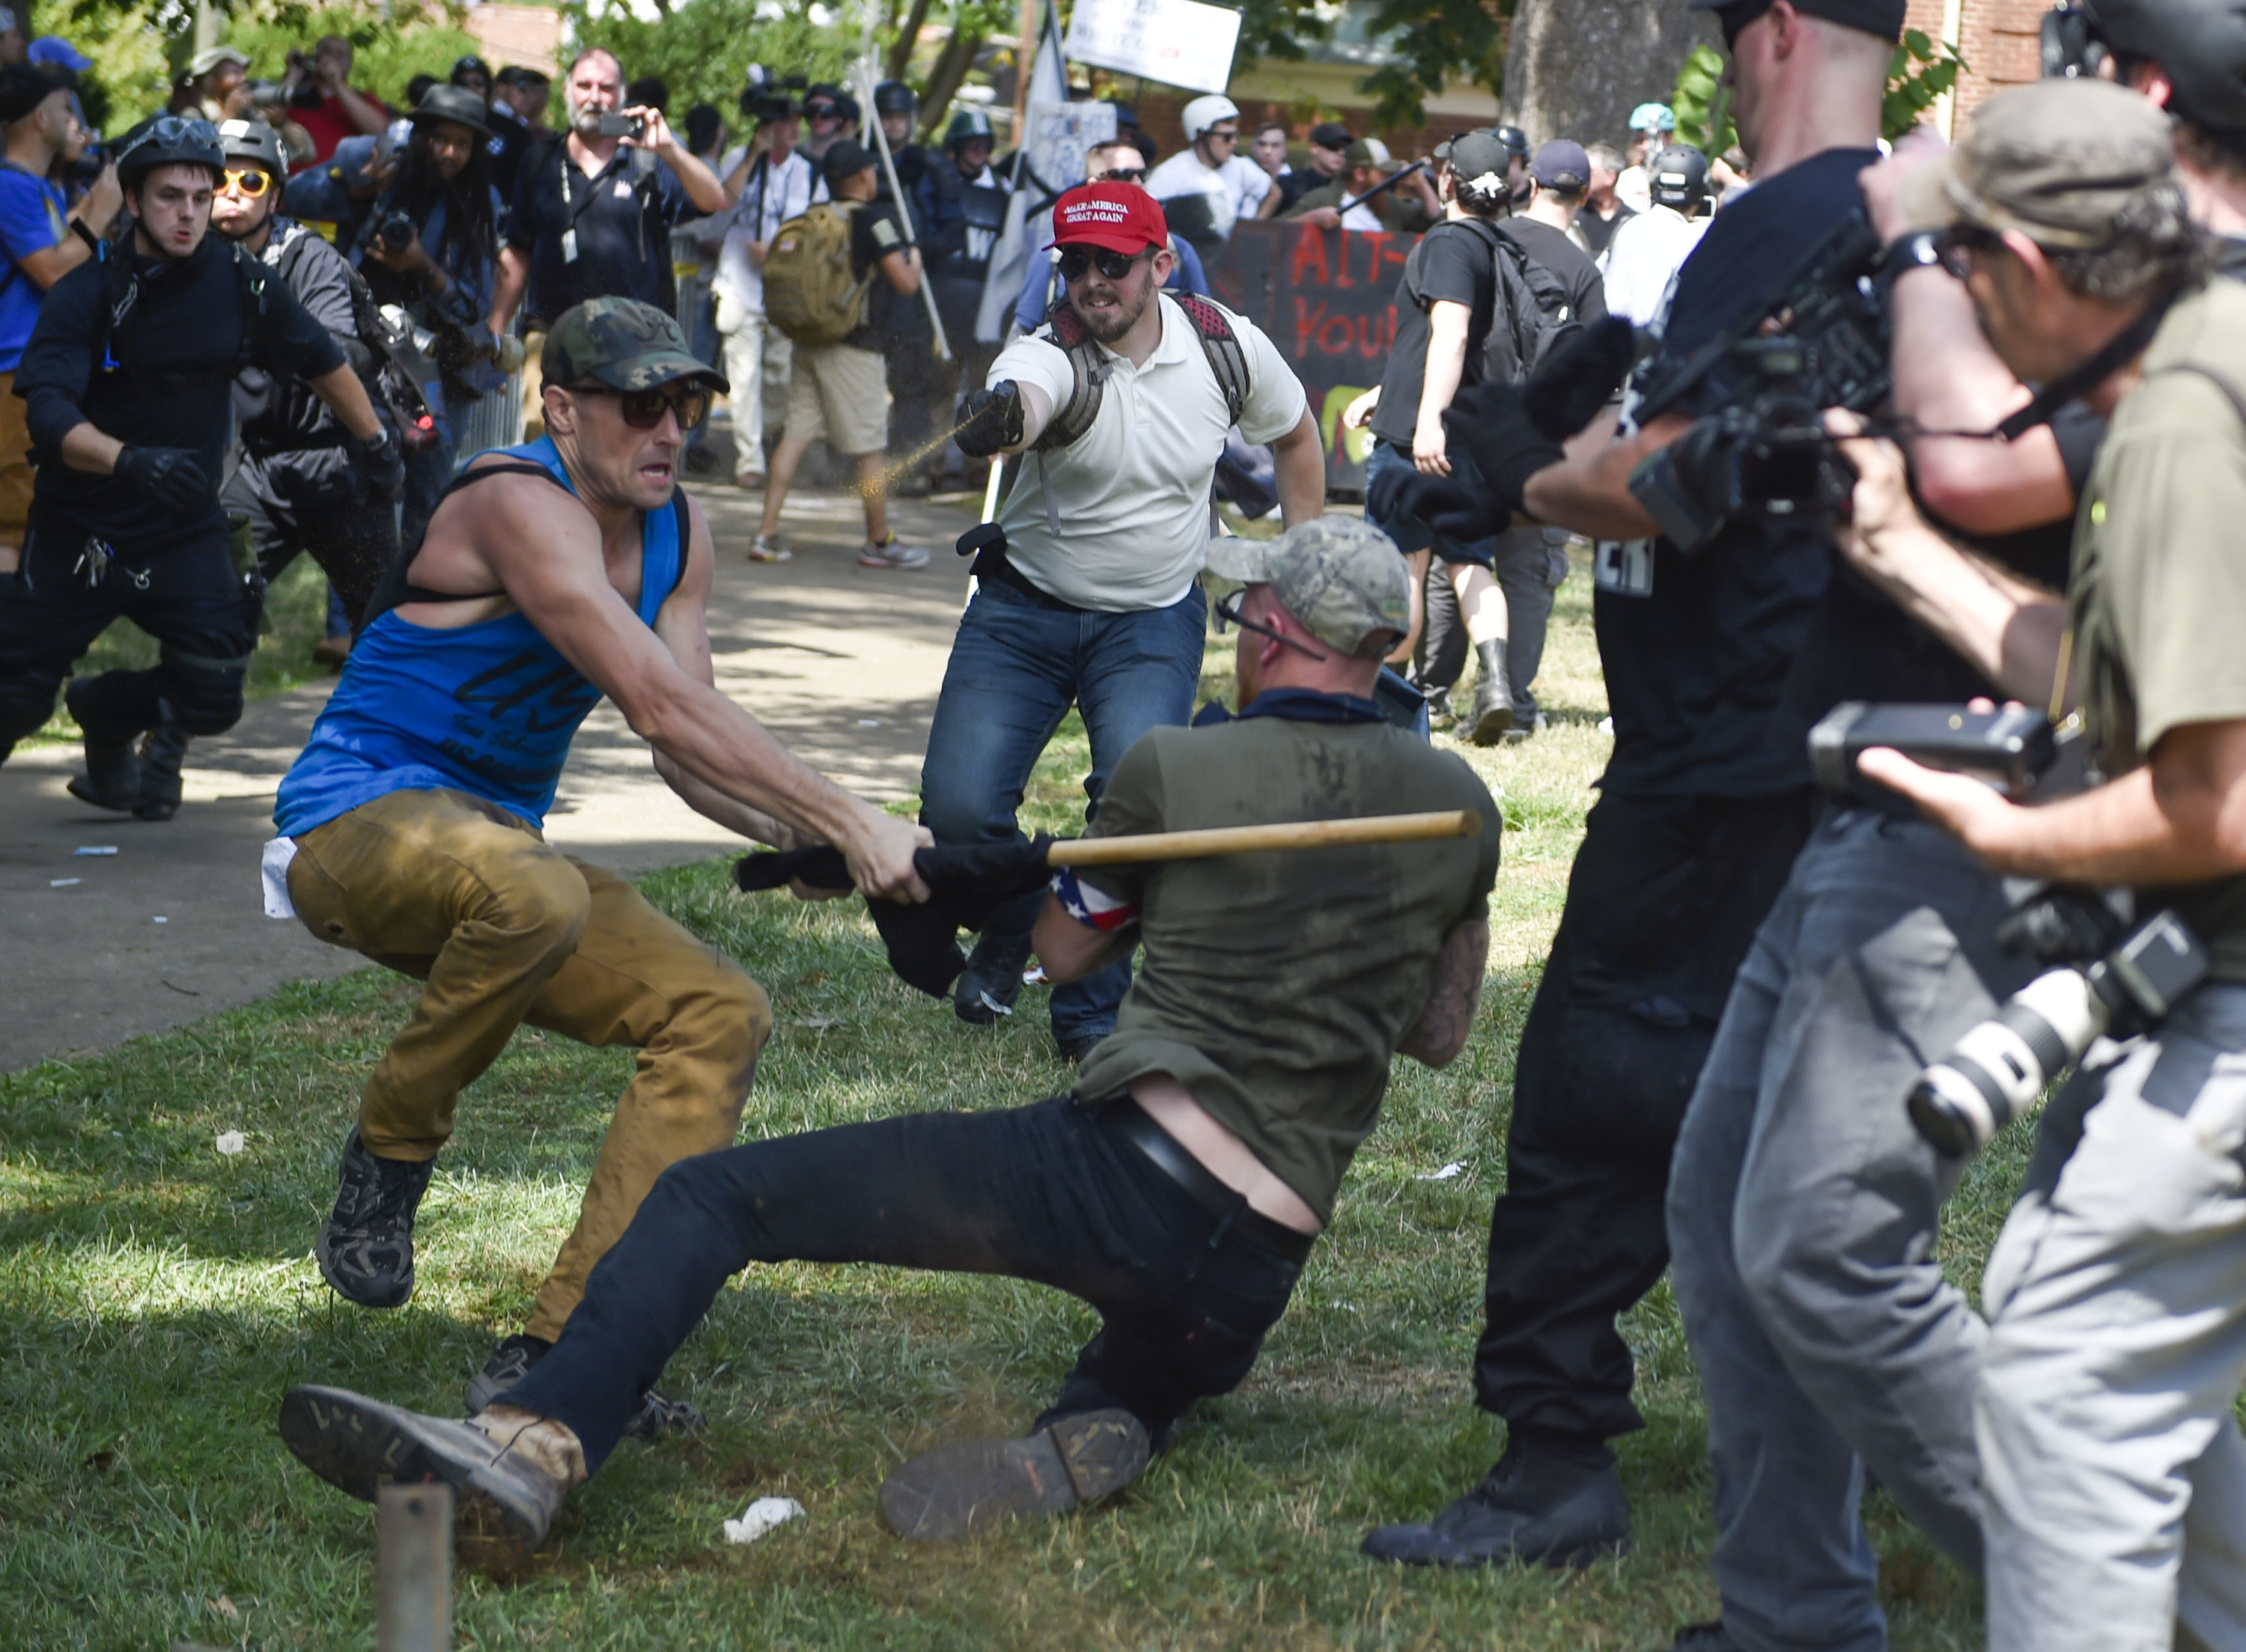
[0,117,398,801]
[1822,79,2246,1652]
[2072,0,2246,260]
[703,75,823,493]
[1362,0,1899,1605]
[171,45,252,124]
[353,84,505,548]
[280,36,390,168]
[0,64,121,573]
[489,49,728,435]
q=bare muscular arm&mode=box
[413,474,929,897]
[1395,918,1488,1068]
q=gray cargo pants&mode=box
[1980,983,2246,1652]
[1666,808,2038,1652]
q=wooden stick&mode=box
[1046,810,1480,867]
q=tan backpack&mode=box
[762,201,871,346]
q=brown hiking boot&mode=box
[877,1408,1150,1542]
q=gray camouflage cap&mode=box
[541,296,729,394]
[1206,516,1410,659]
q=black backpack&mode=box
[1409,217,1582,386]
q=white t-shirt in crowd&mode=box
[1601,204,1710,330]
[705,146,824,311]
[990,293,1308,612]
[1615,163,1652,215]
[1143,150,1271,239]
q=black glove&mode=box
[113,445,211,513]
[351,427,406,500]
[954,380,1025,459]
[1521,316,1640,442]
[1442,380,1567,520]
[733,835,1056,999]
[1366,463,1509,549]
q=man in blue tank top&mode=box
[269,296,930,1430]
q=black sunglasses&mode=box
[1212,588,1327,659]
[803,103,842,120]
[569,382,712,430]
[1058,245,1154,282]
[1932,224,2000,282]
[1092,165,1146,183]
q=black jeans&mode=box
[1473,788,1813,1441]
[503,1095,1307,1475]
[0,513,252,750]
[224,454,398,631]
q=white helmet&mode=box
[1181,94,1241,144]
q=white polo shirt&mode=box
[707,147,824,311]
[990,293,1307,612]
[1143,150,1271,239]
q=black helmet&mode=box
[873,79,917,118]
[1647,142,1711,211]
[215,116,289,176]
[2079,0,2246,138]
[1493,123,1530,160]
[944,107,993,149]
[116,113,225,192]
[451,53,492,84]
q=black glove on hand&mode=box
[1443,380,1568,522]
[114,445,211,513]
[351,427,407,500]
[734,835,1057,999]
[1366,463,1509,548]
[1521,316,1640,442]
[948,383,1029,462]
[954,380,1026,459]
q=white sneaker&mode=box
[747,534,791,563]
[859,536,929,570]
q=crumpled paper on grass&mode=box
[722,1496,804,1544]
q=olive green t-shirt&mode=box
[1069,714,1503,1223]
[2070,276,2246,980]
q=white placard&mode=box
[1027,99,1118,193]
[1064,0,1242,96]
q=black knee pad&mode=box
[159,644,249,736]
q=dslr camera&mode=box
[376,211,416,253]
[1625,210,1890,553]
[1805,700,2212,1158]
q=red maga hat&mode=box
[1049,182,1168,254]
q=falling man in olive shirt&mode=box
[277,515,1503,1559]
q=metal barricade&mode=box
[451,371,525,458]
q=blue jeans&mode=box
[918,579,1208,1041]
[1666,810,2039,1651]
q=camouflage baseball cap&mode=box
[1205,516,1410,659]
[541,296,728,394]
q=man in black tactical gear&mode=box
[0,115,400,812]
[871,77,947,495]
[916,107,1008,484]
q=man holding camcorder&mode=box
[1826,78,2246,1652]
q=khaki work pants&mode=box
[287,787,771,1341]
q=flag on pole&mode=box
[975,0,1074,344]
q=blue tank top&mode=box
[274,438,685,837]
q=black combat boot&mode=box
[1360,1430,1629,1567]
[134,707,189,820]
[1467,640,1515,747]
[63,679,140,811]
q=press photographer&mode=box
[1362,0,1903,1606]
[353,83,507,548]
[1821,78,2246,1652]
[0,116,398,812]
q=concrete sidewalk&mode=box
[0,484,981,1073]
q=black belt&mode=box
[971,543,1087,613]
[1107,1097,1317,1264]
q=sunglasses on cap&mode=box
[567,382,713,430]
[1211,588,1328,660]
[221,165,273,198]
[120,115,221,160]
[1092,165,1146,183]
[1057,245,1154,282]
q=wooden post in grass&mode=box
[377,1483,453,1652]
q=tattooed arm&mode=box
[1396,918,1488,1069]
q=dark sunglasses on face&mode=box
[1093,166,1146,183]
[804,103,840,120]
[1057,245,1154,282]
[1932,224,1999,281]
[1212,588,1328,659]
[569,382,712,430]
[222,166,273,198]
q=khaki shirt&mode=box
[2070,276,2246,978]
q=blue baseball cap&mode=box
[28,34,91,72]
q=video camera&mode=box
[1804,699,2212,1158]
[1626,210,1890,553]
[743,71,809,125]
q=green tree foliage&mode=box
[565,0,859,117]
[1671,43,1730,156]
[47,0,484,137]
[1354,0,1510,128]
[1675,28,1970,159]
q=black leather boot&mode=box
[134,707,189,821]
[1467,639,1515,746]
[63,679,140,811]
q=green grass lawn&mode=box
[0,564,2021,1651]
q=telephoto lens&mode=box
[1908,966,2106,1157]
[378,212,416,252]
